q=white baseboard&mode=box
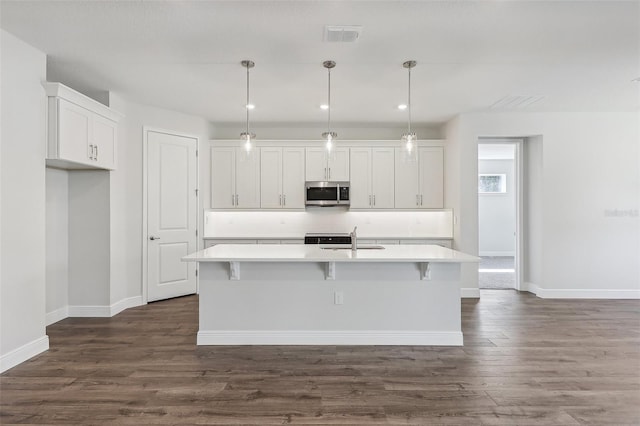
[0,335,49,373]
[68,304,111,317]
[479,251,515,257]
[461,287,481,298]
[197,330,463,346]
[110,296,144,316]
[46,306,69,326]
[67,296,144,318]
[522,282,640,299]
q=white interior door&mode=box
[147,130,197,302]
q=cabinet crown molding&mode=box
[42,82,123,122]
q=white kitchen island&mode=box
[182,244,478,346]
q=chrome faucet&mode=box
[351,226,358,251]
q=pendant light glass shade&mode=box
[240,60,256,155]
[322,60,337,154]
[401,60,418,162]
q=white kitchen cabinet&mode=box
[394,147,444,209]
[350,147,394,209]
[418,147,444,208]
[305,147,349,181]
[210,147,260,209]
[261,147,305,209]
[43,82,121,170]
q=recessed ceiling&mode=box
[1,1,638,125]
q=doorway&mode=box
[143,128,198,302]
[478,140,522,290]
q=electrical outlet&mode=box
[334,291,344,305]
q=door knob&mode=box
[149,236,160,240]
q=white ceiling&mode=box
[1,1,638,125]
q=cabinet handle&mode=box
[283,194,286,206]
[420,194,423,206]
[95,145,98,161]
[369,195,371,206]
[149,236,160,241]
[416,195,419,206]
[373,195,376,206]
[236,194,239,205]
[328,168,331,179]
[324,167,327,180]
[231,194,235,206]
[89,144,94,160]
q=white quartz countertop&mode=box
[183,244,479,263]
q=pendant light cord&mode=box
[327,67,331,134]
[407,65,412,135]
[246,64,250,135]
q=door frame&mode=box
[477,138,523,291]
[142,126,200,304]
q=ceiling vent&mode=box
[490,95,545,110]
[324,25,362,43]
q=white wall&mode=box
[478,158,516,256]
[447,111,639,298]
[107,95,210,303]
[45,168,69,322]
[0,30,49,372]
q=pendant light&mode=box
[240,60,256,153]
[401,60,417,161]
[321,60,337,153]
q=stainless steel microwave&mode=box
[305,181,350,207]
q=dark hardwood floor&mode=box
[1,290,639,425]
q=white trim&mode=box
[0,335,49,373]
[67,296,144,318]
[143,127,200,303]
[46,306,69,326]
[109,296,144,316]
[197,330,463,346]
[68,304,111,317]
[42,82,123,122]
[461,287,481,298]
[521,281,541,295]
[522,282,640,299]
[479,251,515,257]
[514,139,524,292]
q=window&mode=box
[479,174,506,193]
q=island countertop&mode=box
[182,244,479,263]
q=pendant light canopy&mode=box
[321,60,337,152]
[401,60,417,158]
[240,60,256,152]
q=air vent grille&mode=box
[490,95,545,110]
[324,25,362,43]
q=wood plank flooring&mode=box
[1,290,639,425]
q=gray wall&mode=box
[0,30,48,371]
[45,168,69,317]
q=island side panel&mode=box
[197,261,462,346]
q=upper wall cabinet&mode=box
[305,147,349,181]
[211,147,261,209]
[43,82,122,170]
[350,147,395,209]
[394,147,444,209]
[260,147,305,209]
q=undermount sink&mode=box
[321,245,385,250]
